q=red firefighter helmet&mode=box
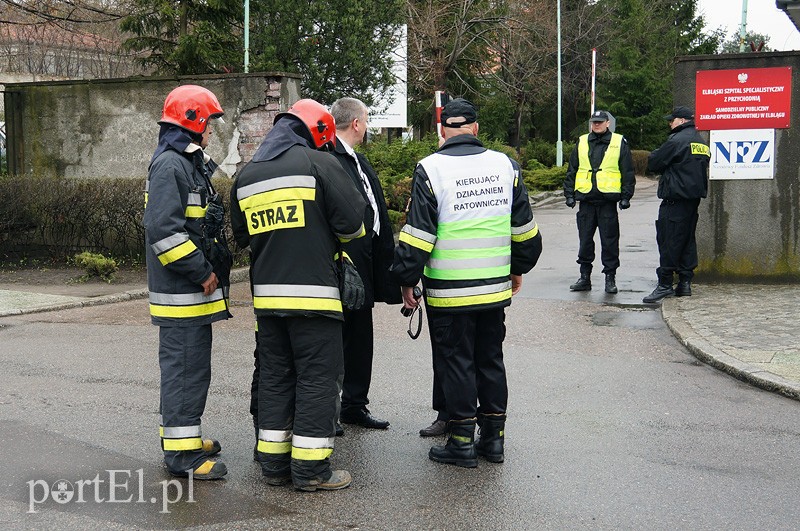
[275,99,336,150]
[159,85,224,134]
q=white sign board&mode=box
[369,24,407,129]
[709,128,774,180]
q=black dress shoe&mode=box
[675,280,692,297]
[339,408,390,429]
[335,422,344,437]
[419,419,448,437]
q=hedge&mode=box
[1,136,579,262]
[0,176,243,263]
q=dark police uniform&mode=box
[564,129,635,279]
[647,119,710,287]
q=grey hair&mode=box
[330,97,368,130]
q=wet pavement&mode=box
[1,176,799,528]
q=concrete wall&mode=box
[2,72,301,178]
[674,52,800,280]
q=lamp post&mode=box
[739,0,749,53]
[556,0,563,166]
[244,0,250,73]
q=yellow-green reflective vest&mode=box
[575,133,622,194]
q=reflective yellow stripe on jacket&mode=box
[575,133,623,193]
[149,289,228,318]
[252,284,342,313]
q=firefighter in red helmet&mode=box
[144,85,232,480]
[231,98,367,491]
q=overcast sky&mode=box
[697,0,800,50]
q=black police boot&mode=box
[476,413,506,463]
[569,274,592,291]
[643,283,675,303]
[429,418,478,468]
[675,280,692,297]
[604,274,618,294]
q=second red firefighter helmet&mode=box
[275,99,336,150]
[159,85,224,134]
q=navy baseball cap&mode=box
[441,98,477,127]
[664,106,694,120]
[589,110,610,122]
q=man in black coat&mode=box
[643,106,710,304]
[330,97,402,432]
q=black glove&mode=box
[337,254,365,311]
[619,198,630,210]
[565,197,576,208]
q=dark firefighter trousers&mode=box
[255,315,344,484]
[576,200,620,275]
[656,198,701,284]
[159,324,212,474]
[427,307,508,421]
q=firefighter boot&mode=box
[570,274,591,291]
[171,459,228,480]
[202,439,221,457]
[604,274,618,294]
[429,418,478,468]
[476,413,506,463]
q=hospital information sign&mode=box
[695,67,792,130]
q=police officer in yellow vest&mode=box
[563,110,635,294]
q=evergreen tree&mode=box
[120,0,242,75]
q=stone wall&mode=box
[3,72,301,178]
[674,52,800,280]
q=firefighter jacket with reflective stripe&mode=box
[564,130,635,203]
[143,147,230,326]
[230,144,367,320]
[648,121,710,201]
[391,135,542,312]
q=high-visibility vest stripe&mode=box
[434,235,509,250]
[253,296,342,312]
[257,440,292,454]
[160,425,201,438]
[237,175,316,201]
[149,289,226,306]
[185,205,208,218]
[292,447,334,460]
[427,288,512,308]
[335,224,366,243]
[152,232,190,255]
[162,437,203,451]
[399,231,435,252]
[426,281,511,299]
[238,187,316,211]
[436,214,510,239]
[253,284,339,299]
[402,225,437,244]
[150,299,228,318]
[428,254,510,270]
[511,224,539,243]
[424,264,511,281]
[157,239,198,266]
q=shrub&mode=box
[0,175,247,265]
[630,149,651,176]
[73,251,118,282]
[523,165,567,192]
[520,138,575,170]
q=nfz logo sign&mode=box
[709,129,774,180]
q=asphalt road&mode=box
[1,178,799,529]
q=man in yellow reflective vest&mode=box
[144,85,231,480]
[563,110,636,294]
[392,98,542,467]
